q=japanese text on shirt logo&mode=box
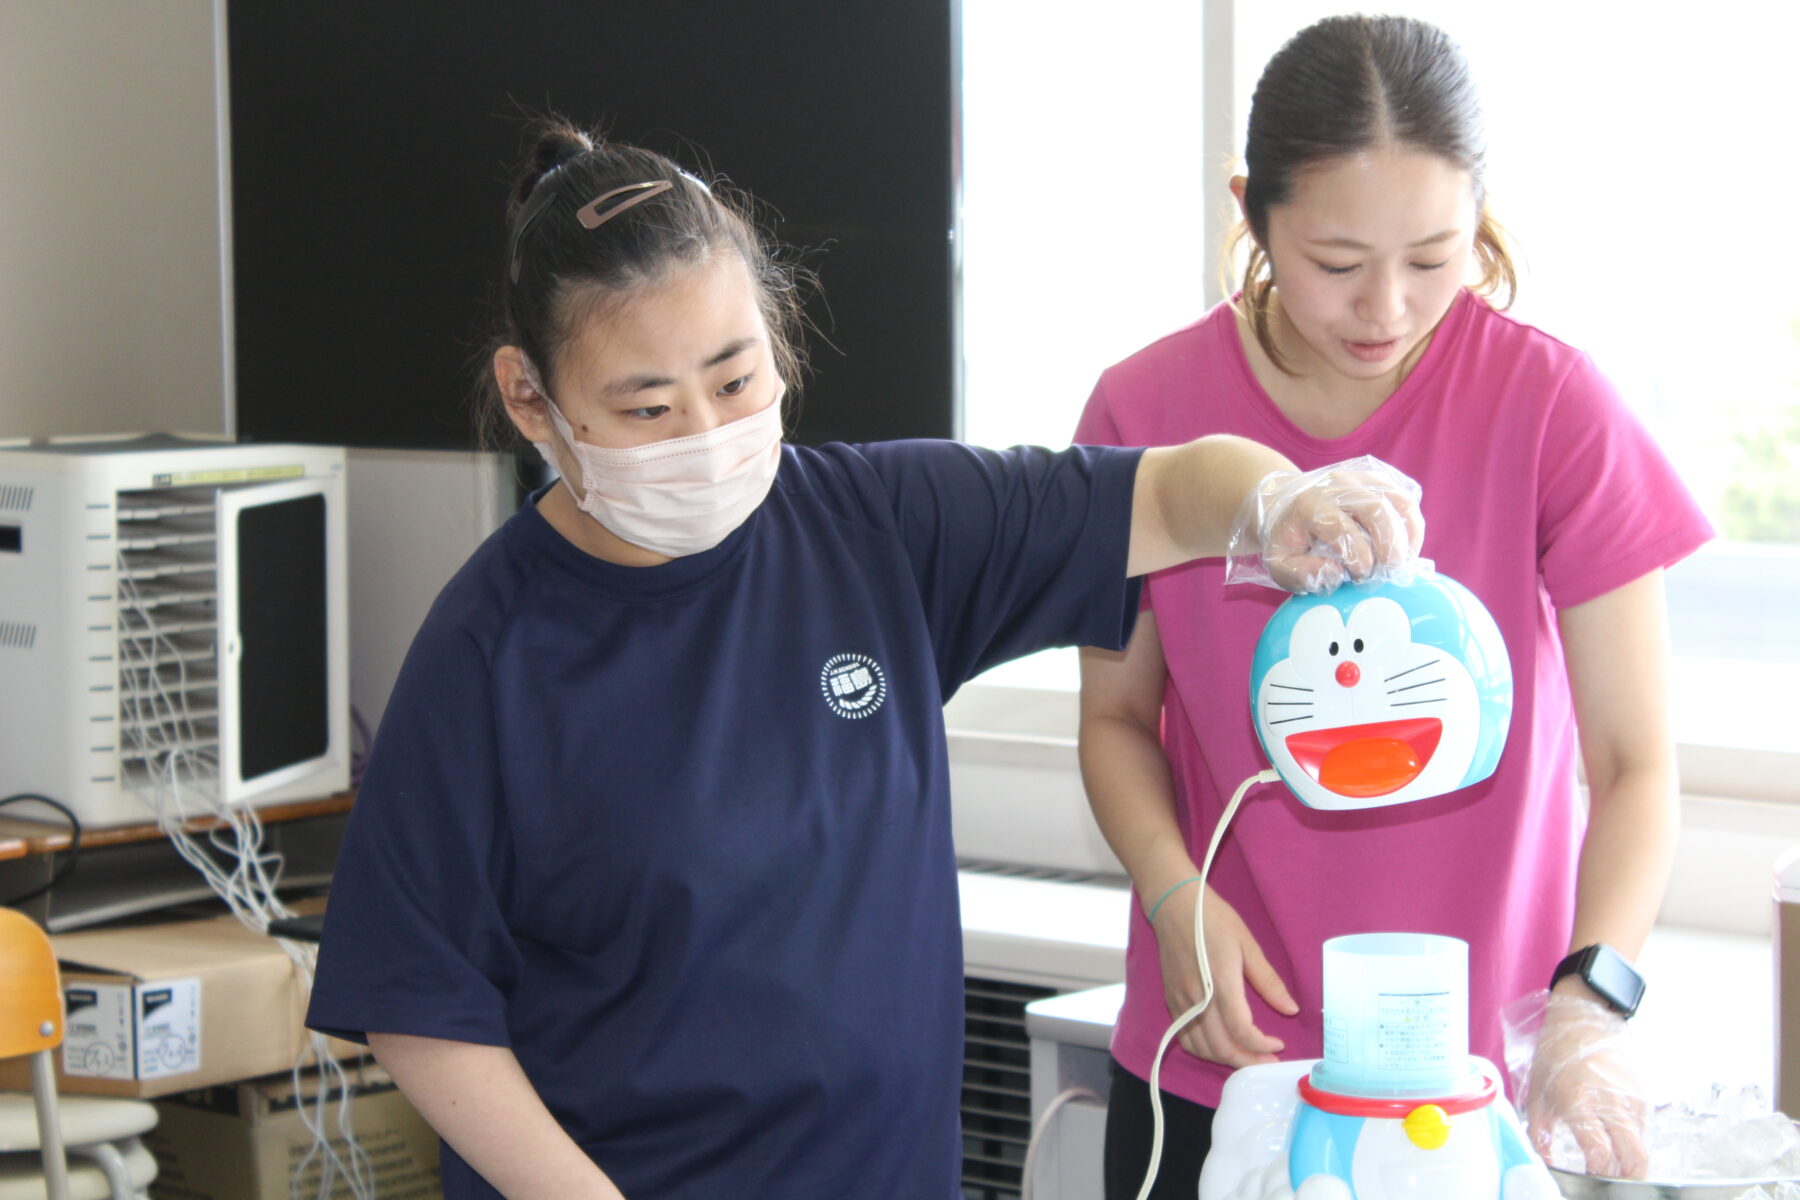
[820,652,887,719]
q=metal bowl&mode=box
[1552,1166,1800,1198]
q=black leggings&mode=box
[1103,1058,1216,1200]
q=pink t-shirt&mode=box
[1073,289,1713,1107]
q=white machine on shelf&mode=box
[0,434,350,828]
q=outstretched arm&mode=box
[1128,439,1422,586]
[1126,436,1293,577]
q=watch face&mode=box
[1584,944,1646,1016]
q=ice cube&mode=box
[1713,1114,1800,1177]
[1647,1102,1730,1179]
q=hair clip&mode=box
[575,180,674,230]
[508,178,678,285]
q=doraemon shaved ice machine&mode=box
[1198,932,1561,1200]
[1248,567,1511,811]
[1189,568,1560,1200]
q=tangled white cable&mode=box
[117,547,376,1200]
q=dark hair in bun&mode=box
[509,122,597,211]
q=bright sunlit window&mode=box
[959,0,1800,770]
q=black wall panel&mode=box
[228,1,958,451]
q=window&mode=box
[960,1,1800,776]
[959,0,1213,455]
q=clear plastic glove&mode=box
[1503,987,1651,1178]
[1151,881,1300,1067]
[1224,455,1425,594]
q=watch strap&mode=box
[1550,943,1644,1018]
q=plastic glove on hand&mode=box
[1226,455,1425,594]
[1503,988,1650,1179]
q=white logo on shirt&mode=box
[820,653,887,719]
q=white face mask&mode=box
[532,394,783,558]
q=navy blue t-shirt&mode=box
[308,440,1144,1199]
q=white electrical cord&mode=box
[115,537,377,1200]
[1019,1085,1105,1200]
[1132,766,1280,1200]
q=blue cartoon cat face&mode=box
[1249,568,1513,810]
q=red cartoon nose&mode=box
[1335,660,1361,687]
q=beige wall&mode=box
[343,449,511,737]
[0,0,226,439]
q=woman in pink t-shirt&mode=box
[1075,14,1713,1198]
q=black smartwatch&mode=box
[1549,943,1645,1018]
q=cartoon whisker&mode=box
[1268,714,1315,725]
[1391,698,1446,707]
[1265,701,1312,708]
[1270,683,1314,693]
[1388,677,1445,694]
[1384,659,1440,682]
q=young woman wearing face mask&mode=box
[304,120,1422,1200]
[1075,15,1713,1196]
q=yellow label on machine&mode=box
[152,465,305,487]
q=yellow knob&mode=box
[1402,1103,1451,1150]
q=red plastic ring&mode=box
[1297,1072,1497,1118]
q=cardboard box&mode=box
[146,1062,442,1200]
[0,910,362,1098]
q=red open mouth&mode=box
[1284,717,1444,797]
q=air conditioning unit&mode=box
[960,864,1128,1199]
[0,434,350,829]
[951,680,1131,1200]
